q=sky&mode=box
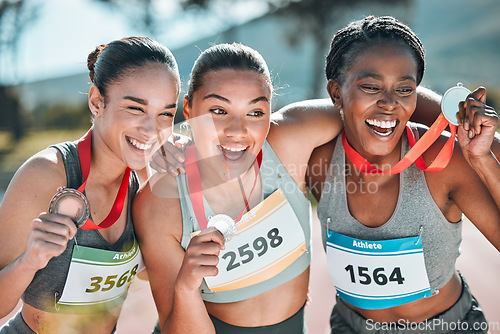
[1,0,267,85]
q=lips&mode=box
[365,118,398,137]
[218,144,248,161]
[127,137,154,152]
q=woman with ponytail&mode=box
[0,37,180,333]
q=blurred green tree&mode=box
[0,0,39,141]
[91,0,413,98]
[90,0,164,37]
[179,0,413,98]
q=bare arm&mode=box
[0,150,77,317]
[133,175,221,334]
[456,87,500,230]
[424,87,500,250]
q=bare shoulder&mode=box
[307,137,337,202]
[4,146,66,203]
[133,172,183,242]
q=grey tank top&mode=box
[317,126,462,293]
[177,140,312,303]
[22,142,139,312]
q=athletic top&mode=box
[22,142,139,312]
[176,140,312,303]
[317,125,462,294]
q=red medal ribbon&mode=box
[185,145,263,231]
[77,128,131,229]
[342,113,457,174]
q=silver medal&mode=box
[441,83,471,126]
[207,214,236,242]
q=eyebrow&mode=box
[203,93,269,104]
[356,72,416,82]
[124,96,177,109]
[203,94,230,103]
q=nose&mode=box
[377,91,398,111]
[139,114,158,138]
[224,114,247,138]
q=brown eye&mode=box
[360,85,379,93]
[396,87,414,96]
[209,108,226,115]
[160,111,174,118]
[127,106,144,113]
[248,110,265,117]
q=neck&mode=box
[198,157,257,196]
[346,132,404,173]
[87,130,129,187]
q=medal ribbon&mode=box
[342,113,457,174]
[77,128,131,229]
[185,144,263,231]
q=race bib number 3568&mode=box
[57,239,144,311]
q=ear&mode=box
[183,95,191,123]
[327,80,343,109]
[88,86,104,117]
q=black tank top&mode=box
[22,142,139,312]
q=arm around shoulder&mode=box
[268,98,343,156]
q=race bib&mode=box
[326,231,431,309]
[204,189,306,292]
[57,239,144,312]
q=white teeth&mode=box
[374,129,392,136]
[220,145,246,152]
[128,138,153,151]
[366,119,396,129]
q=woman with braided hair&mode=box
[0,37,180,333]
[307,16,498,333]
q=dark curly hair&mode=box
[326,16,425,85]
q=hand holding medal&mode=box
[207,214,236,242]
[456,86,499,167]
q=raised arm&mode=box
[430,87,500,250]
[0,150,77,317]
[457,88,500,230]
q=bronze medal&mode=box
[49,187,90,228]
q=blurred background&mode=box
[1,0,499,191]
[0,0,499,332]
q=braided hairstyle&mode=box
[186,43,272,106]
[326,16,425,86]
[87,37,179,103]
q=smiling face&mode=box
[184,69,271,179]
[90,63,180,170]
[329,41,418,161]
